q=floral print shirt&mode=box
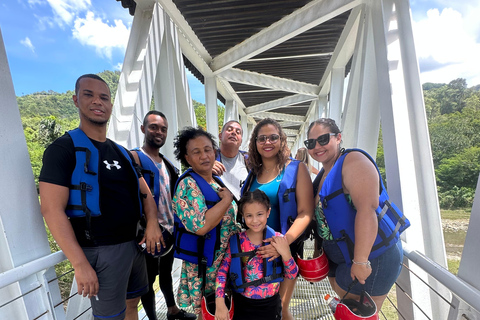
[215,231,298,299]
[173,176,240,314]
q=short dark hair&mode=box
[221,120,242,134]
[75,74,110,96]
[238,189,270,216]
[143,110,167,127]
[307,118,341,137]
[173,126,218,167]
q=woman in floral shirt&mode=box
[173,127,241,317]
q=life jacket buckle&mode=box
[79,182,93,192]
[322,198,328,208]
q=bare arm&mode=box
[342,152,379,284]
[196,187,233,236]
[139,176,163,253]
[258,162,314,260]
[39,182,98,298]
[284,162,314,244]
[131,150,163,253]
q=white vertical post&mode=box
[154,13,178,164]
[329,67,345,124]
[205,76,219,139]
[373,0,447,318]
[0,28,62,320]
[224,99,238,122]
[449,174,480,319]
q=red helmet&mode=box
[296,248,329,282]
[334,291,378,320]
[201,292,234,320]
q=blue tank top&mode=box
[250,169,284,232]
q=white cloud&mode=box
[413,7,480,86]
[27,0,43,6]
[20,37,35,53]
[114,62,123,71]
[72,11,130,59]
[46,0,91,27]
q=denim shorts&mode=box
[323,239,403,296]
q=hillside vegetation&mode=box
[19,72,480,209]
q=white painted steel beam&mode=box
[0,27,63,320]
[283,129,299,136]
[205,75,219,138]
[247,52,333,62]
[245,94,316,115]
[319,5,363,96]
[107,1,162,146]
[254,112,305,123]
[219,68,319,96]
[210,0,361,74]
[449,175,480,319]
[329,67,345,123]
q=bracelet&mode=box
[352,259,371,268]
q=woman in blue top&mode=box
[242,118,314,320]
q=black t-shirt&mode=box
[39,133,142,247]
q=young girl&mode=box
[214,190,298,320]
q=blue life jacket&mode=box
[319,148,410,264]
[66,128,142,240]
[241,160,301,234]
[173,169,224,268]
[131,148,179,207]
[228,226,284,292]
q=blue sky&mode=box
[1,0,480,102]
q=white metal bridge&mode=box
[1,0,480,319]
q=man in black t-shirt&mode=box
[39,74,162,320]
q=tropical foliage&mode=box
[19,74,479,209]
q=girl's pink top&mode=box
[215,231,298,299]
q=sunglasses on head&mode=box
[304,133,336,149]
[256,134,280,144]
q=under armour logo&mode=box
[104,160,121,170]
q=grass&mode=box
[440,208,471,220]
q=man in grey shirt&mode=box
[212,120,249,200]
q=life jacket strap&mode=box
[371,200,406,252]
[282,187,296,202]
[75,147,96,175]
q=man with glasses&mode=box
[212,120,249,200]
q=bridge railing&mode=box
[2,242,480,320]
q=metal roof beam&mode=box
[245,94,316,115]
[219,68,319,96]
[254,112,305,123]
[279,121,301,128]
[247,52,333,62]
[283,129,299,136]
[210,0,360,74]
[319,5,363,95]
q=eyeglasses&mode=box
[304,133,336,149]
[256,134,280,144]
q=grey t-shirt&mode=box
[220,152,248,200]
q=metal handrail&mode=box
[402,242,480,312]
[0,251,66,288]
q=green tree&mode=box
[38,116,63,147]
[436,146,480,190]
